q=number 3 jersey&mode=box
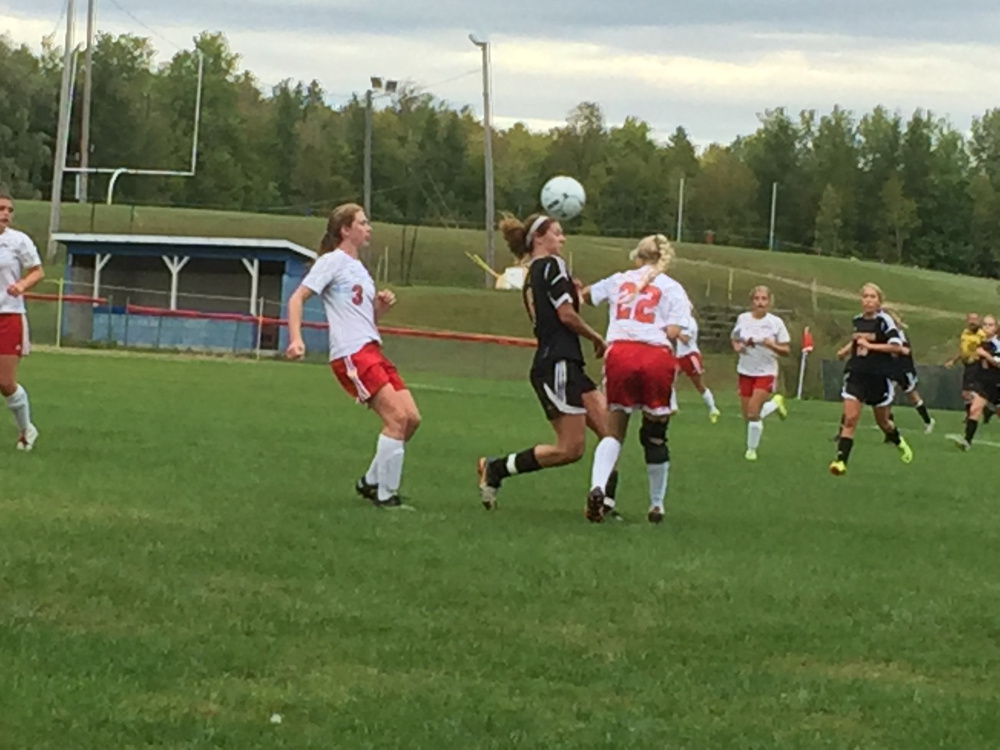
[301,248,380,361]
[589,268,692,350]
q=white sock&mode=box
[590,437,621,491]
[647,462,669,508]
[701,389,717,412]
[747,420,763,451]
[364,453,379,485]
[760,399,779,420]
[375,435,406,501]
[5,385,31,432]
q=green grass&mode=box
[2,351,999,748]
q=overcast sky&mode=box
[3,0,998,145]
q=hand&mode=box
[375,289,396,316]
[944,360,954,369]
[762,337,775,350]
[856,339,869,356]
[573,278,584,294]
[286,338,306,360]
[6,282,24,297]
[732,341,745,354]
[592,336,607,359]
[745,338,756,348]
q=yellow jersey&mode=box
[959,328,986,364]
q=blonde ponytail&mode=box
[631,234,675,292]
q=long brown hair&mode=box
[498,212,552,260]
[319,202,364,255]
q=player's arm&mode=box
[556,302,606,357]
[7,238,44,297]
[730,321,746,353]
[374,289,396,321]
[285,285,313,359]
[761,338,790,356]
[944,342,963,367]
[836,340,853,360]
[975,345,1000,369]
[581,275,612,307]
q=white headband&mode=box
[525,215,549,249]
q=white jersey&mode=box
[676,314,700,358]
[300,249,381,361]
[0,228,42,315]
[731,311,790,377]
[589,268,691,349]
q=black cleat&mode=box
[585,488,605,523]
[355,477,378,502]
[372,494,403,508]
[647,506,664,524]
[602,503,625,522]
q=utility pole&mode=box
[363,87,373,218]
[768,181,779,252]
[79,0,96,203]
[47,0,76,261]
[470,34,495,289]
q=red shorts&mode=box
[0,314,28,357]
[738,374,776,398]
[676,352,704,378]
[330,341,405,404]
[603,341,676,416]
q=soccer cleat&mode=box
[829,460,847,476]
[772,394,788,420]
[16,424,38,452]
[949,435,971,451]
[585,487,605,523]
[602,501,624,522]
[744,449,758,462]
[709,408,721,424]
[647,506,664,524]
[477,457,499,510]
[355,476,378,502]
[372,494,403,508]
[897,438,913,464]
[924,418,936,435]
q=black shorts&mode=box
[530,359,596,421]
[971,377,1000,407]
[892,361,918,394]
[842,371,895,407]
[962,363,980,392]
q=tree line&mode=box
[2,31,1000,277]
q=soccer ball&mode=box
[540,176,586,221]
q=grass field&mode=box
[2,351,999,748]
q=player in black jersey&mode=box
[477,211,616,522]
[883,307,935,435]
[830,284,914,475]
[953,314,1000,450]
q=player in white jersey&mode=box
[0,191,44,450]
[583,235,691,524]
[675,306,720,422]
[730,286,790,461]
[286,203,421,508]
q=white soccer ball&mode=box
[540,175,586,221]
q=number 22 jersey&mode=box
[589,268,691,349]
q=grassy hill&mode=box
[13,199,1000,366]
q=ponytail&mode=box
[319,202,364,256]
[499,212,550,260]
[631,234,675,292]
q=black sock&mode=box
[985,410,994,424]
[884,428,902,446]
[965,418,979,443]
[605,469,619,501]
[965,402,971,418]
[836,436,854,463]
[490,448,542,483]
[914,401,931,425]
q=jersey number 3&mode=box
[351,285,364,305]
[615,283,661,324]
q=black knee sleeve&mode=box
[639,418,669,464]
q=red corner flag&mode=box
[801,326,814,353]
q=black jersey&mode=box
[977,336,1000,388]
[523,254,584,365]
[845,310,902,375]
[897,329,916,368]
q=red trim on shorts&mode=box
[677,352,703,378]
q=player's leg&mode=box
[0,355,36,450]
[759,381,787,422]
[744,386,771,461]
[907,386,934,432]
[956,394,987,450]
[585,388,623,519]
[830,382,863,475]
[689,368,720,422]
[873,382,912,464]
[367,383,421,506]
[640,414,671,524]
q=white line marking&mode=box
[944,433,1000,449]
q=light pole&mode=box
[768,181,778,251]
[79,0,96,203]
[364,76,397,219]
[470,33,495,289]
[46,0,76,261]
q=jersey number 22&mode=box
[615,283,661,324]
